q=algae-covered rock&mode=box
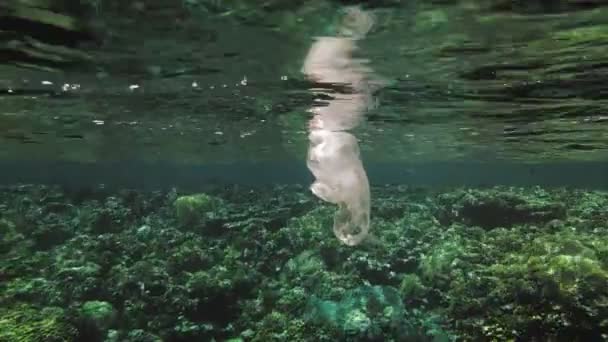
[174,193,224,227]
[79,300,117,334]
[436,187,566,229]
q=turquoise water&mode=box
[1,1,607,341]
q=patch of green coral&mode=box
[493,231,608,298]
[0,304,77,342]
[174,193,224,227]
[443,226,608,340]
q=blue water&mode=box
[1,160,606,190]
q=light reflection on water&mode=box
[1,2,607,164]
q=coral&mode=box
[443,225,608,340]
[399,274,428,299]
[79,300,117,335]
[306,285,452,340]
[2,182,607,341]
[0,304,77,342]
[419,233,468,282]
[436,187,566,229]
[174,193,223,227]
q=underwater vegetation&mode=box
[1,183,607,341]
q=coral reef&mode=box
[1,184,607,340]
